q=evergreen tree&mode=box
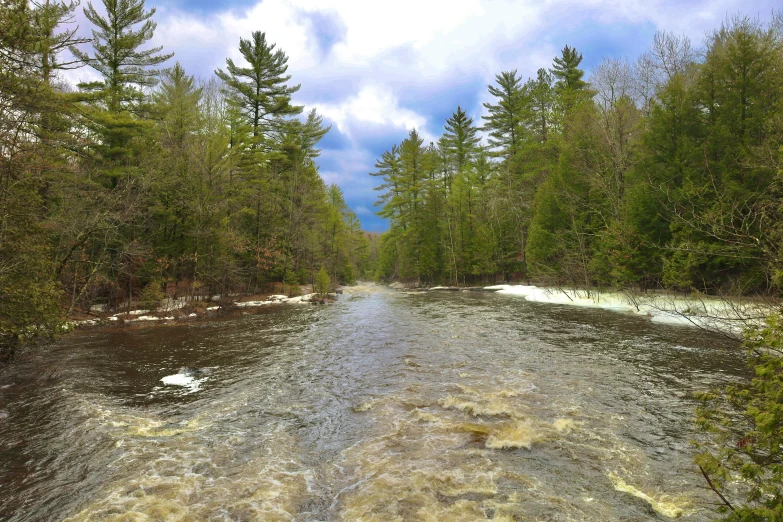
[370,145,403,221]
[551,45,587,92]
[215,31,302,145]
[148,62,203,264]
[0,0,87,355]
[154,62,202,148]
[72,0,173,113]
[551,45,588,114]
[0,0,368,343]
[441,107,481,282]
[293,109,331,162]
[399,129,425,231]
[482,70,526,157]
[525,68,555,144]
[72,0,172,183]
[443,106,481,174]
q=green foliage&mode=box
[138,282,164,311]
[525,68,555,143]
[443,106,481,171]
[215,31,302,141]
[551,45,587,92]
[71,0,173,112]
[314,266,331,295]
[154,63,202,147]
[372,46,590,285]
[0,180,63,348]
[0,0,83,354]
[72,0,173,185]
[482,70,526,157]
[695,314,783,519]
[371,17,783,296]
[322,183,366,285]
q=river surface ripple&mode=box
[0,285,747,521]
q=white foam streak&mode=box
[487,285,776,335]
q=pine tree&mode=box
[0,0,87,354]
[154,62,202,148]
[34,1,88,84]
[72,0,173,113]
[215,31,303,145]
[71,0,172,183]
[525,68,555,144]
[443,106,481,175]
[482,70,526,157]
[441,107,481,283]
[215,32,305,269]
[551,45,587,92]
[370,131,432,282]
[148,62,202,262]
[281,109,330,163]
[370,145,403,220]
[551,45,588,114]
[399,129,425,219]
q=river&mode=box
[0,284,747,521]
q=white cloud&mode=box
[65,0,777,110]
[316,85,432,142]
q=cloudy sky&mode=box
[65,0,779,231]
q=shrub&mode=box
[139,282,165,311]
[314,267,332,295]
[695,314,783,519]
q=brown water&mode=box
[0,284,746,521]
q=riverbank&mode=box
[68,280,781,338]
[64,290,341,331]
[0,291,339,374]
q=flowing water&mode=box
[0,285,747,521]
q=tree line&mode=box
[371,15,783,298]
[0,0,370,352]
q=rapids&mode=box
[0,284,746,521]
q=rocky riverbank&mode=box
[65,291,342,331]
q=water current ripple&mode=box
[0,284,747,521]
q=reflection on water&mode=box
[0,284,746,521]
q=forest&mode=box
[371,15,783,297]
[0,0,371,351]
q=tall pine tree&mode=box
[215,31,303,146]
[72,0,172,182]
[482,70,526,158]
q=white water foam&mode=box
[486,285,776,335]
[161,372,206,392]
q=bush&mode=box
[695,314,783,519]
[314,267,332,295]
[342,263,356,286]
[283,271,302,297]
[139,282,165,311]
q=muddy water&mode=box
[0,285,746,521]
